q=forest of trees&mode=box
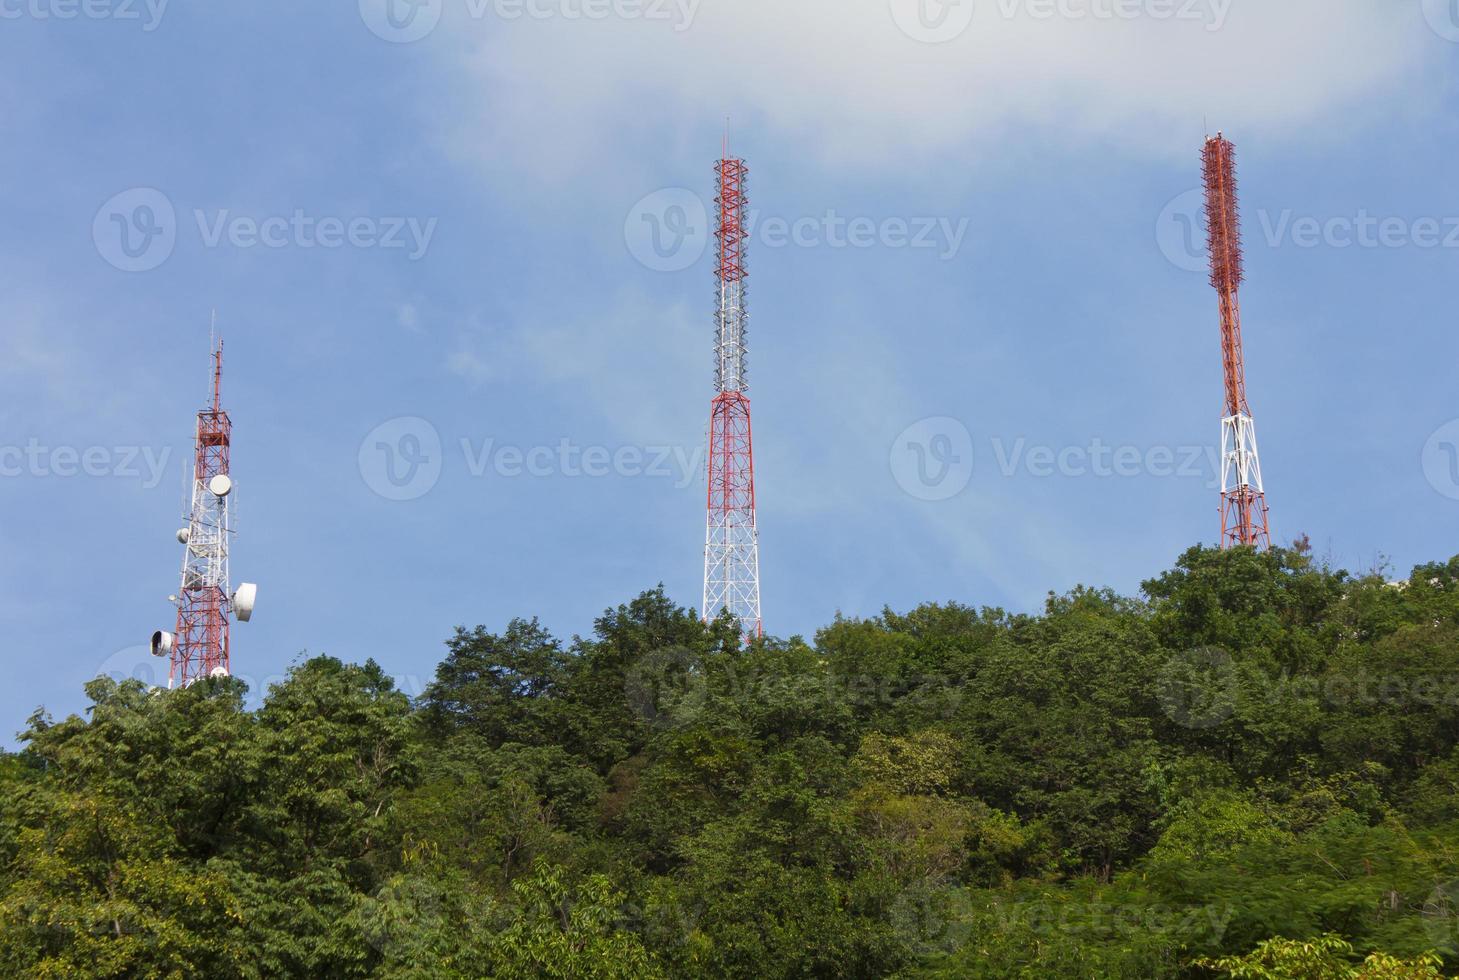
[3,544,1459,978]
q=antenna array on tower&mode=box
[702,151,764,638]
[151,335,258,686]
[1203,133,1272,550]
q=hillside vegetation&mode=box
[3,545,1459,978]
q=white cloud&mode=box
[446,346,495,383]
[438,0,1431,176]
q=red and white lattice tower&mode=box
[702,150,763,638]
[152,337,257,686]
[1203,133,1272,550]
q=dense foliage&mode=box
[3,545,1459,978]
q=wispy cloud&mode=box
[433,1,1431,181]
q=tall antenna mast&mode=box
[151,332,257,685]
[1203,133,1272,550]
[702,147,763,638]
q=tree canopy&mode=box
[3,546,1458,977]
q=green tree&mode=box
[1199,934,1448,979]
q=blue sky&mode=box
[1,1,1457,741]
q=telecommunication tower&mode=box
[1203,133,1272,550]
[151,336,257,685]
[702,148,763,638]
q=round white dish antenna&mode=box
[233,583,257,622]
[150,630,174,658]
[208,474,233,497]
[176,528,190,544]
